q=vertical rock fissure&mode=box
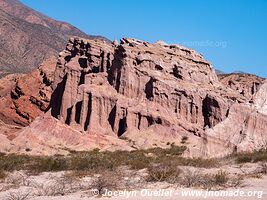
[202,96,212,128]
[79,71,86,85]
[100,51,105,72]
[202,96,221,128]
[137,112,142,130]
[145,77,154,100]
[108,105,117,131]
[75,101,82,124]
[118,116,127,137]
[84,93,92,131]
[50,74,67,118]
[65,106,73,125]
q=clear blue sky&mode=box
[21,0,267,77]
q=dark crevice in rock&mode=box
[84,93,92,131]
[100,51,105,72]
[190,102,194,115]
[92,66,99,73]
[65,106,73,125]
[202,97,212,128]
[155,64,163,71]
[118,116,127,137]
[106,53,111,72]
[78,57,88,68]
[11,86,24,100]
[50,74,67,117]
[146,116,163,128]
[108,46,124,90]
[75,101,82,124]
[108,105,117,131]
[155,117,162,125]
[202,96,221,128]
[147,116,154,127]
[71,46,79,57]
[64,55,72,62]
[15,109,29,120]
[115,70,121,91]
[172,65,183,79]
[79,71,86,85]
[225,108,230,118]
[145,77,155,100]
[137,112,141,130]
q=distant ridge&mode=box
[0,0,109,76]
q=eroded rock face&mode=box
[219,73,265,101]
[253,80,267,115]
[0,57,57,126]
[3,37,266,157]
[48,38,245,151]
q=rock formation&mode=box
[204,80,267,157]
[219,73,265,101]
[44,37,248,155]
[1,37,266,157]
[50,38,230,136]
[0,57,57,126]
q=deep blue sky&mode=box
[21,0,267,77]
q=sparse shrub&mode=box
[126,151,152,170]
[5,172,31,187]
[69,150,117,172]
[197,174,215,189]
[181,169,202,187]
[214,170,229,186]
[90,170,120,195]
[236,153,253,163]
[178,157,219,168]
[181,169,240,189]
[146,163,181,183]
[0,169,7,180]
[0,145,221,178]
[260,162,267,174]
[147,145,187,156]
[236,149,267,163]
[227,175,244,188]
[6,191,31,200]
[0,154,30,171]
[32,156,67,172]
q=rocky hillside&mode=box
[0,0,108,75]
[0,57,57,126]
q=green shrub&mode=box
[236,154,252,163]
[0,154,31,171]
[32,156,68,172]
[236,149,267,163]
[69,151,116,172]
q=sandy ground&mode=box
[1,163,267,200]
[11,177,265,200]
[28,177,267,200]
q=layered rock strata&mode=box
[0,57,56,126]
[47,38,248,155]
[219,73,265,101]
[2,37,266,157]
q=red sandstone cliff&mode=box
[0,37,266,157]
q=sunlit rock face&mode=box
[51,38,230,134]
[7,37,266,157]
